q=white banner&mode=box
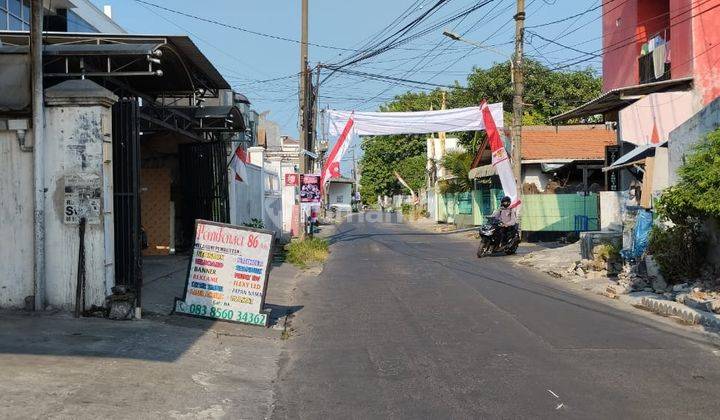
[327,103,504,136]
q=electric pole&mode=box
[511,0,525,197]
[31,0,46,311]
[298,0,308,238]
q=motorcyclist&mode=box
[492,196,517,245]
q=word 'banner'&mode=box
[174,220,274,327]
[326,103,504,137]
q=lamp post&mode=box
[442,30,513,84]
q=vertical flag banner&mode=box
[481,101,520,207]
[321,114,354,192]
[232,145,249,183]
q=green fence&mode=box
[472,188,505,225]
[437,189,599,232]
[520,194,599,232]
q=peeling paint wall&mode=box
[0,129,35,308]
[44,104,113,310]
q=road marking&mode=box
[547,389,559,399]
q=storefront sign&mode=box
[300,174,321,203]
[174,220,274,327]
[605,145,621,191]
[285,173,299,186]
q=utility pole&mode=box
[511,0,525,197]
[298,0,308,238]
[31,0,46,311]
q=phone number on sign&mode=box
[182,303,266,325]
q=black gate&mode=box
[112,99,142,304]
[178,141,230,247]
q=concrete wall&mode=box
[0,128,35,308]
[328,183,352,206]
[43,80,117,310]
[600,191,624,232]
[522,165,551,192]
[230,163,263,227]
[668,96,720,184]
[1,80,117,310]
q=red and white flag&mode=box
[232,145,249,183]
[321,114,354,192]
[481,101,520,208]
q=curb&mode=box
[620,293,720,330]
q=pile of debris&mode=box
[606,260,720,314]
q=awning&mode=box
[603,142,667,172]
[468,164,495,180]
[0,31,232,94]
[550,77,693,124]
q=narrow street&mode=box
[273,213,720,419]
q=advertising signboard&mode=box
[300,174,321,203]
[174,220,274,326]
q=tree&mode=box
[395,155,427,194]
[656,128,720,222]
[358,134,426,204]
[438,151,474,193]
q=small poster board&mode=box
[285,173,299,186]
[174,220,274,327]
[300,174,321,203]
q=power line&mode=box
[133,0,357,52]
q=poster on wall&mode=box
[300,174,321,203]
[285,173,299,186]
[174,220,274,327]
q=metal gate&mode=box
[178,141,230,247]
[112,99,142,304]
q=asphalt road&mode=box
[273,213,720,419]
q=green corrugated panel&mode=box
[437,193,447,222]
[446,194,457,224]
[457,192,473,214]
[519,194,599,232]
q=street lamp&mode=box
[442,30,513,84]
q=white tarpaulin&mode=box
[326,103,504,136]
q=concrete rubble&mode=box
[519,241,720,332]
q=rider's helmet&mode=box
[500,196,511,208]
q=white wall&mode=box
[1,80,116,310]
[230,163,263,227]
[328,183,352,205]
[0,128,35,308]
[600,191,624,232]
[43,98,115,310]
[522,165,551,192]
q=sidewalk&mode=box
[0,250,308,419]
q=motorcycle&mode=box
[476,217,520,258]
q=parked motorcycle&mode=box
[476,217,520,258]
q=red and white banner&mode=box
[481,101,520,208]
[321,114,354,192]
[232,145,249,183]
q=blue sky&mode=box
[92,0,603,141]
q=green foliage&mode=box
[656,129,720,223]
[242,218,264,229]
[450,59,602,125]
[594,243,620,263]
[359,134,426,203]
[438,151,474,193]
[400,203,413,216]
[396,155,427,193]
[285,237,329,269]
[648,224,707,282]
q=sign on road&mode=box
[174,220,274,327]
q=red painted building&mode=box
[603,0,720,106]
